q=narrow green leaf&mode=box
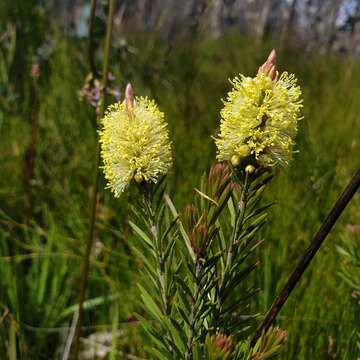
[145,347,169,360]
[194,188,219,206]
[244,203,273,223]
[208,187,232,225]
[227,196,236,228]
[129,221,154,249]
[222,288,260,315]
[160,217,178,247]
[177,283,191,313]
[164,237,176,262]
[204,252,222,270]
[164,318,186,353]
[221,262,259,301]
[178,306,190,326]
[59,294,119,320]
[175,275,193,300]
[7,320,17,360]
[132,246,158,282]
[138,284,163,322]
[164,194,196,262]
[37,225,56,305]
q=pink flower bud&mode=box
[123,83,136,109]
[258,49,277,80]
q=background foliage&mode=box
[0,1,359,359]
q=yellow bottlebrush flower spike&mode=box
[215,49,302,169]
[99,83,172,197]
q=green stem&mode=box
[142,187,175,356]
[224,173,249,277]
[72,0,115,358]
[99,0,115,118]
[88,0,98,79]
[214,172,249,330]
[143,188,168,315]
[185,260,202,360]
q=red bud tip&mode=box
[269,65,276,80]
[267,49,276,66]
[123,83,135,109]
[258,49,277,80]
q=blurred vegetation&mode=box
[0,1,359,359]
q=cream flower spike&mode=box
[99,83,172,197]
[215,49,303,170]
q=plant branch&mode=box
[251,168,360,347]
[214,172,250,329]
[72,0,115,358]
[222,173,249,284]
[143,188,169,315]
[142,186,177,357]
[185,260,202,359]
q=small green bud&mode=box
[231,154,241,167]
[245,165,255,174]
[134,173,143,183]
[258,154,272,167]
[237,144,251,158]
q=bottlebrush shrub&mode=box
[99,50,302,359]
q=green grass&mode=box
[0,19,359,360]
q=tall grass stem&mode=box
[88,0,98,79]
[251,168,360,347]
[72,0,116,358]
[24,71,40,215]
